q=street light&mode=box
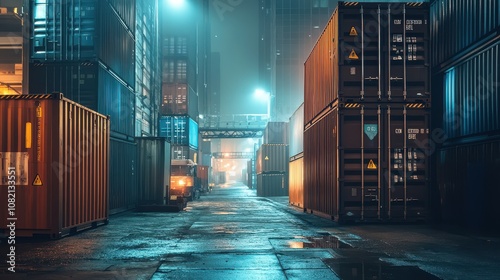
[168,0,186,9]
[254,88,271,121]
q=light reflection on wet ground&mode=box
[0,183,499,279]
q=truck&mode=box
[170,159,198,204]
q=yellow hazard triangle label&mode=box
[349,49,359,60]
[264,156,269,160]
[367,159,377,169]
[349,27,358,36]
[33,174,43,186]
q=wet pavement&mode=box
[1,182,499,279]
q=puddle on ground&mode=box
[287,236,352,249]
[323,258,441,280]
[212,211,236,215]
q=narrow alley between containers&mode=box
[1,182,499,280]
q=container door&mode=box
[387,3,430,102]
[385,104,429,221]
[339,104,382,221]
[339,3,383,101]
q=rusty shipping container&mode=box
[304,2,430,124]
[304,102,430,222]
[0,93,109,238]
[136,137,171,205]
[257,173,289,197]
[256,144,289,174]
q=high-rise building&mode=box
[0,1,23,95]
[259,0,338,121]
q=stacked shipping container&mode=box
[28,0,158,214]
[303,2,430,222]
[430,0,500,230]
[289,104,304,207]
[256,144,289,197]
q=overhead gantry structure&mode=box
[198,114,269,139]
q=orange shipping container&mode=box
[0,93,109,238]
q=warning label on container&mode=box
[0,152,29,186]
[33,174,43,186]
[367,159,377,169]
[264,156,269,160]
[349,27,358,36]
[349,49,359,60]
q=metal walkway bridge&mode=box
[199,114,269,139]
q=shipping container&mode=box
[304,102,430,222]
[171,145,197,161]
[263,122,289,144]
[256,144,289,174]
[0,93,109,238]
[257,173,289,197]
[109,138,137,214]
[196,165,209,192]
[304,2,430,123]
[437,139,500,231]
[29,62,136,138]
[247,159,254,189]
[136,137,171,205]
[439,43,500,140]
[289,156,304,208]
[159,116,199,149]
[430,0,500,69]
[31,0,136,86]
[289,104,304,158]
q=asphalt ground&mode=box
[1,182,499,279]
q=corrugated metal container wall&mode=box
[257,174,289,197]
[264,122,289,144]
[430,0,500,68]
[441,43,500,140]
[31,0,98,61]
[159,116,199,149]
[289,103,304,158]
[303,108,338,218]
[98,0,135,87]
[108,0,136,34]
[304,103,430,222]
[304,8,337,124]
[31,0,136,86]
[289,157,304,208]
[256,144,289,174]
[98,67,135,137]
[437,140,500,230]
[28,63,135,138]
[136,137,171,205]
[0,94,109,238]
[109,138,137,214]
[171,145,197,161]
[28,62,99,110]
[304,2,430,123]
